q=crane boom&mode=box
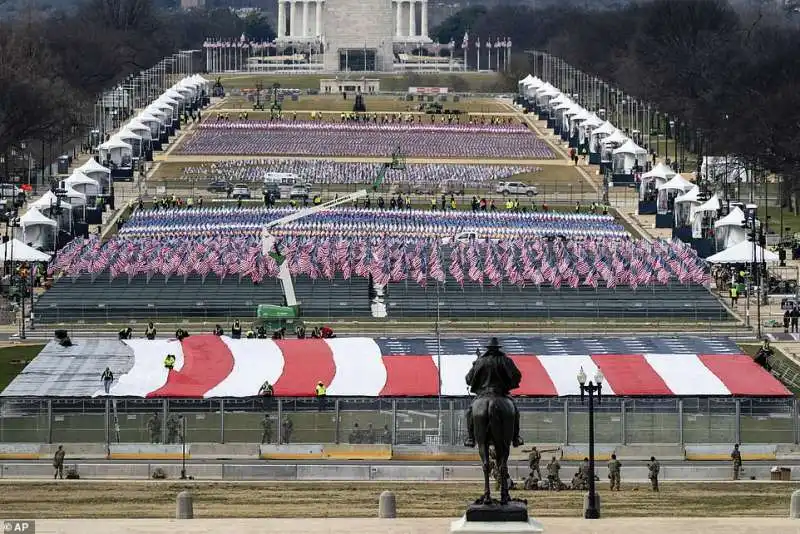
[261,189,368,307]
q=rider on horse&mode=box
[464,337,524,448]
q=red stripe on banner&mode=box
[592,354,673,396]
[699,354,792,397]
[380,355,439,396]
[510,355,557,396]
[147,335,235,398]
[273,339,336,396]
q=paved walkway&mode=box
[22,517,800,534]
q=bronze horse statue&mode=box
[465,337,522,505]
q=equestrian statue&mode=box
[465,337,524,506]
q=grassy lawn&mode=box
[0,344,44,391]
[218,72,511,92]
[218,95,509,114]
[0,481,796,518]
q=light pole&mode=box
[578,366,603,520]
[179,415,187,480]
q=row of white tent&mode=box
[16,76,212,253]
[518,74,771,264]
[97,75,211,169]
[519,75,647,175]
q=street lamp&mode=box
[179,414,187,480]
[577,366,603,520]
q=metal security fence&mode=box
[1,396,797,446]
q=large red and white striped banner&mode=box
[93,335,790,398]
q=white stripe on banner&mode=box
[325,338,387,396]
[204,337,284,398]
[644,354,729,396]
[537,355,616,396]
[99,339,184,397]
[437,354,475,396]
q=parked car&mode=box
[206,180,231,194]
[496,181,538,196]
[440,180,466,196]
[0,183,22,198]
[289,185,311,201]
[231,184,251,199]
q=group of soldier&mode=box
[347,422,392,444]
[487,446,663,492]
[260,415,294,444]
[145,413,183,444]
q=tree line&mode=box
[434,0,800,210]
[0,0,273,179]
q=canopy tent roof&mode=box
[674,185,700,204]
[30,191,74,211]
[536,84,560,97]
[549,94,570,106]
[554,100,574,111]
[693,194,720,214]
[77,158,110,176]
[572,109,592,122]
[706,239,779,264]
[64,172,100,189]
[657,174,694,191]
[0,335,790,398]
[613,139,647,155]
[519,74,539,86]
[116,129,142,141]
[99,138,132,151]
[0,238,52,262]
[603,130,628,146]
[19,209,56,228]
[642,162,676,181]
[715,206,746,229]
[583,114,604,128]
[593,122,617,136]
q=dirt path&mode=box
[0,481,796,519]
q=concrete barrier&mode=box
[0,444,40,460]
[325,445,392,460]
[71,463,149,479]
[110,444,189,460]
[370,465,442,481]
[443,465,485,480]
[390,445,479,462]
[39,443,108,459]
[149,463,223,480]
[561,445,615,461]
[297,464,370,480]
[192,443,259,459]
[1,462,55,478]
[223,464,298,480]
[615,445,685,461]
[685,444,777,461]
[260,444,324,460]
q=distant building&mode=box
[320,77,381,93]
[181,0,206,9]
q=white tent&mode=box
[126,120,153,141]
[706,239,779,264]
[77,158,111,193]
[590,122,616,154]
[714,206,747,250]
[0,238,52,262]
[640,162,676,201]
[612,139,648,174]
[63,172,100,196]
[691,194,720,238]
[19,209,57,252]
[656,174,694,214]
[674,186,700,227]
[116,130,143,159]
[98,138,132,168]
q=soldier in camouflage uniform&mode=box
[166,415,180,444]
[648,456,660,492]
[546,456,561,490]
[607,453,622,491]
[146,412,161,444]
[260,414,273,444]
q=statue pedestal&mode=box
[451,503,544,534]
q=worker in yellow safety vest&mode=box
[315,382,327,396]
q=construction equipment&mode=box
[256,189,369,330]
[269,82,282,119]
[253,81,265,111]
